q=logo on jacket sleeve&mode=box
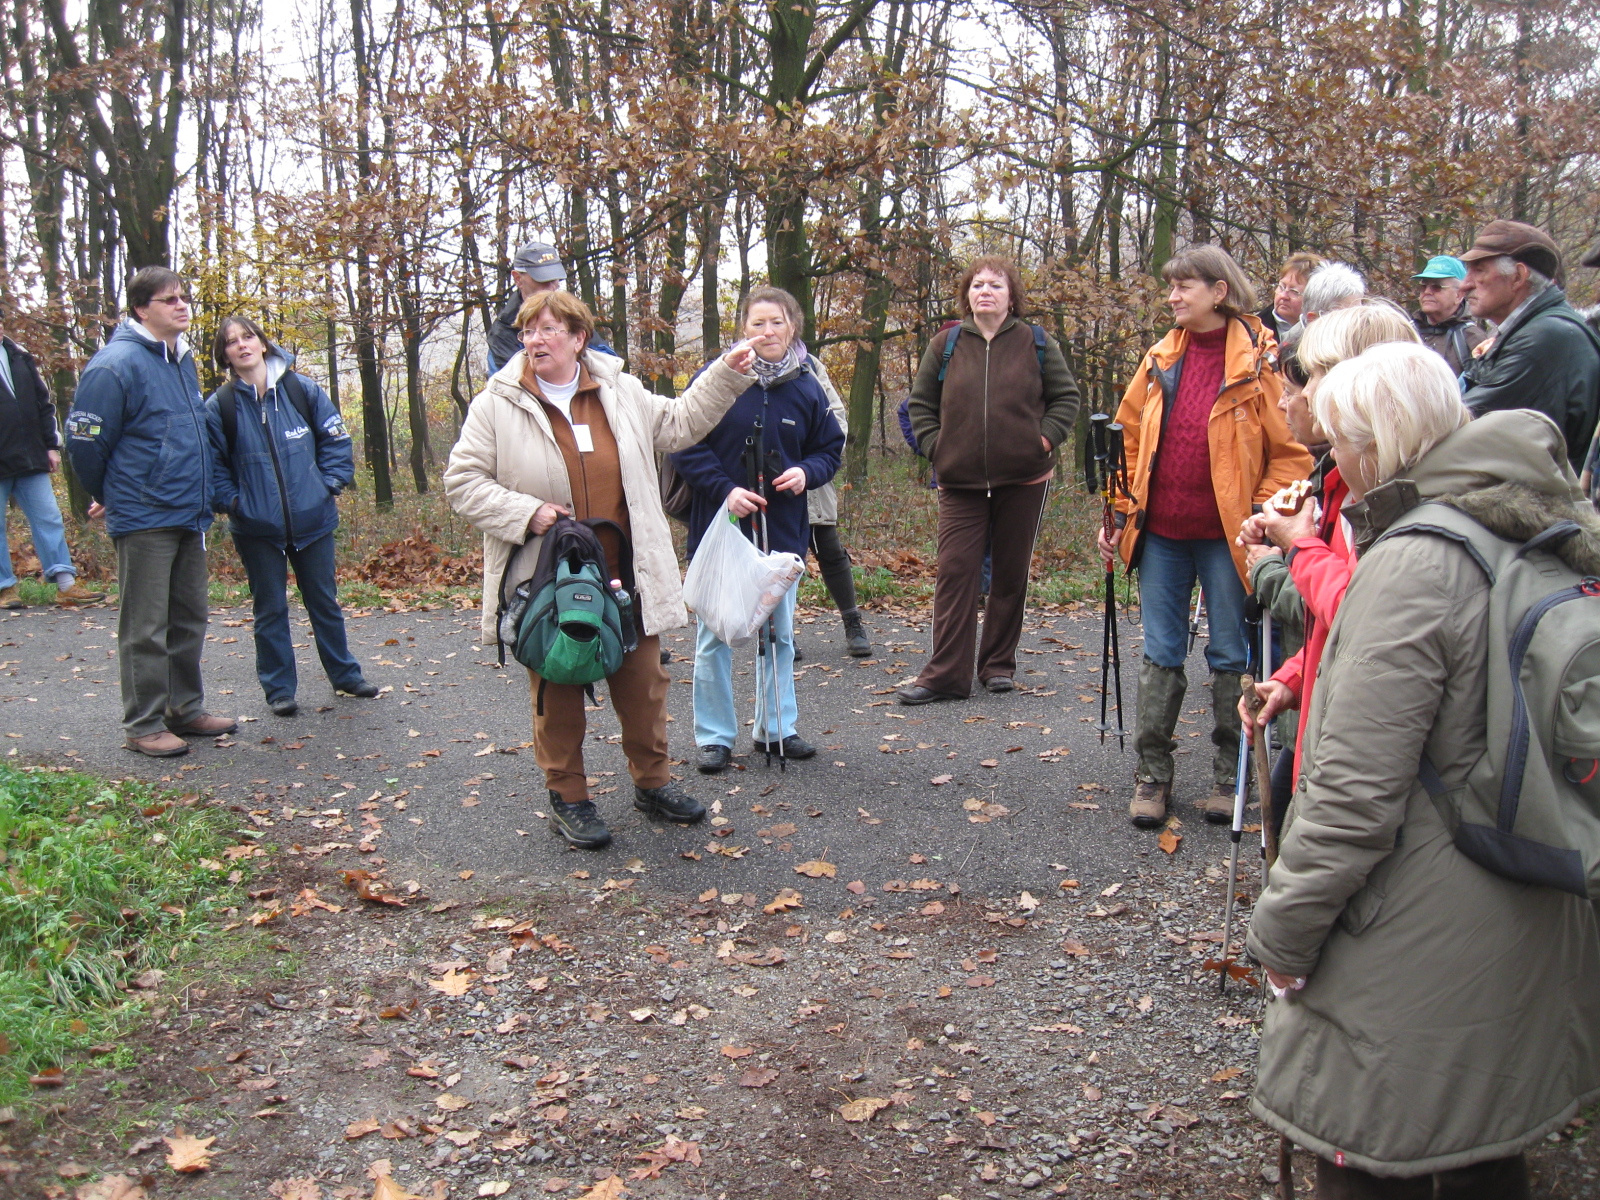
[66,412,103,440]
[323,414,350,441]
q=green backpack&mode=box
[1377,501,1600,898]
[497,516,637,712]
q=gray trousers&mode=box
[115,528,209,736]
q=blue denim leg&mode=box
[1136,533,1198,669]
[752,582,798,743]
[1191,539,1249,675]
[234,535,297,703]
[692,576,800,748]
[0,472,74,585]
[285,533,364,690]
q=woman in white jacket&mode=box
[445,291,753,849]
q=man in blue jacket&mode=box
[66,267,238,757]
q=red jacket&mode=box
[1270,466,1355,778]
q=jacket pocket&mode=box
[140,422,200,510]
[1337,842,1404,937]
[232,450,285,538]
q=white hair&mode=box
[1302,262,1366,319]
[1312,342,1470,484]
[1493,256,1553,295]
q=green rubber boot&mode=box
[1134,658,1187,786]
[1198,671,1245,823]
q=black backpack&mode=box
[215,372,319,457]
[496,516,639,713]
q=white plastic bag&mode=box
[682,508,804,647]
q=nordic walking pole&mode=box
[1106,423,1130,748]
[1219,700,1252,995]
[1188,587,1204,656]
[1086,414,1126,749]
[744,429,775,770]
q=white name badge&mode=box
[572,424,595,453]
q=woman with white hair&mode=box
[1297,261,1365,327]
[1246,342,1600,1197]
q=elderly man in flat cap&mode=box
[485,240,616,374]
[1458,219,1600,469]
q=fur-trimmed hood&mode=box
[1346,408,1600,573]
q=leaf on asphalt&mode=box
[1100,881,1123,897]
[342,870,407,906]
[435,1093,472,1111]
[1138,994,1154,1012]
[793,860,837,878]
[762,888,804,914]
[838,1097,891,1123]
[738,1066,779,1088]
[629,1134,702,1180]
[720,1045,754,1058]
[541,1181,569,1195]
[75,1176,148,1200]
[1028,1023,1084,1034]
[965,975,996,988]
[370,1170,428,1200]
[442,1129,481,1147]
[1058,878,1080,890]
[845,880,865,894]
[477,1183,510,1196]
[929,774,953,785]
[733,948,787,967]
[974,1111,997,1126]
[919,901,944,916]
[578,1176,629,1199]
[1212,1066,1244,1083]
[1158,828,1182,854]
[428,968,475,997]
[978,759,999,768]
[163,1130,215,1172]
[1082,1084,1102,1101]
[1016,891,1039,911]
[345,1117,382,1140]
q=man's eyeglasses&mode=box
[149,294,191,306]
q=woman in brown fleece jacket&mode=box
[898,256,1082,704]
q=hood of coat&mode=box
[1346,409,1600,573]
[114,318,193,364]
[232,352,292,401]
[1146,312,1274,389]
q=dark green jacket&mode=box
[1461,286,1600,470]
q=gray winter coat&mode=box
[1247,409,1600,1176]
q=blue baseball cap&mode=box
[1412,255,1467,282]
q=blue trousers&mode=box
[1136,533,1248,673]
[0,472,73,588]
[693,576,799,748]
[233,532,363,702]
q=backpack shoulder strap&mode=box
[935,325,961,383]
[1031,323,1047,372]
[278,370,320,440]
[580,517,635,590]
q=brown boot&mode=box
[1129,780,1171,828]
[125,730,190,757]
[54,580,107,606]
[166,713,239,737]
[1197,784,1236,825]
[0,585,23,609]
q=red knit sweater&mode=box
[1145,325,1226,540]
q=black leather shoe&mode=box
[792,645,805,663]
[982,676,1015,693]
[753,734,816,760]
[269,697,299,717]
[548,794,612,849]
[897,685,962,706]
[634,780,707,823]
[338,679,380,698]
[697,744,732,773]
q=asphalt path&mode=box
[1,596,1254,903]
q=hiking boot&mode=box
[166,712,238,737]
[0,585,22,610]
[634,780,707,823]
[54,581,106,606]
[842,609,872,658]
[337,679,380,698]
[753,734,816,760]
[125,730,190,758]
[1134,659,1187,783]
[1129,780,1170,828]
[548,794,612,849]
[1211,670,1245,792]
[982,676,1014,693]
[697,745,732,774]
[269,697,299,717]
[898,684,962,706]
[1198,784,1236,825]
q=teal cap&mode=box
[1413,255,1467,281]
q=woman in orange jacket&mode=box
[1097,244,1311,829]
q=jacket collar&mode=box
[1490,284,1569,348]
[486,349,622,431]
[119,318,192,363]
[1147,313,1271,388]
[958,315,1021,338]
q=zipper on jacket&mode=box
[260,387,298,546]
[982,337,991,496]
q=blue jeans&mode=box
[1137,533,1248,673]
[233,532,363,702]
[693,576,799,748]
[0,472,73,587]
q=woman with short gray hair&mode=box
[1247,342,1600,1197]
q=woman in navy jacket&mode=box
[671,286,844,772]
[206,316,376,715]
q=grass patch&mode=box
[0,764,243,1107]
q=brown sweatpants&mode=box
[529,634,670,805]
[914,480,1049,698]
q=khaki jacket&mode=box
[805,356,849,526]
[1246,411,1600,1175]
[1112,315,1309,586]
[445,351,752,644]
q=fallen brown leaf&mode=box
[163,1130,215,1173]
[838,1096,891,1123]
[738,1066,779,1088]
[793,860,837,879]
[75,1176,148,1200]
[345,1117,382,1140]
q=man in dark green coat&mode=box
[1459,219,1600,470]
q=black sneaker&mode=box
[269,697,299,717]
[338,679,380,698]
[753,734,816,760]
[548,793,612,849]
[634,780,707,823]
[696,744,732,773]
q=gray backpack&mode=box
[1376,502,1600,898]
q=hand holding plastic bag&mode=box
[683,508,804,647]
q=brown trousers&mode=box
[1314,1153,1528,1199]
[914,481,1049,697]
[529,634,670,804]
